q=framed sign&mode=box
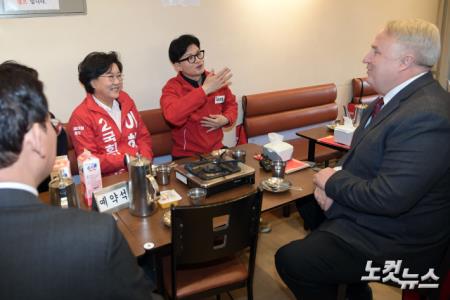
[0,0,86,18]
[92,181,130,214]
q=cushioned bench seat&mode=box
[243,83,344,163]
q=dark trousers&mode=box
[275,230,373,300]
[295,195,324,230]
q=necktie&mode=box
[370,97,384,119]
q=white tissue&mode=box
[263,132,293,161]
[268,132,284,143]
[343,116,353,128]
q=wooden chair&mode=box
[162,189,263,299]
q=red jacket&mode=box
[160,72,237,157]
[68,91,153,175]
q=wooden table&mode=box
[40,143,315,257]
[296,127,349,161]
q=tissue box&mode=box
[334,125,356,146]
[263,141,293,161]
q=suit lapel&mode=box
[345,72,435,160]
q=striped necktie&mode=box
[370,97,384,119]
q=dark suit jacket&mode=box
[322,72,450,271]
[0,188,154,299]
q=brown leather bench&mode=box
[351,77,379,104]
[64,108,173,175]
[139,108,173,158]
[242,83,342,163]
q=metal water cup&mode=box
[156,165,171,186]
[187,188,207,205]
[49,175,79,209]
[271,160,286,178]
[232,149,246,163]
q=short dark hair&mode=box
[168,34,200,63]
[0,61,48,168]
[78,51,123,94]
[0,60,39,79]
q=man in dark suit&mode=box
[0,63,158,299]
[275,19,450,300]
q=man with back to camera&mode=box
[160,34,237,159]
[275,19,450,300]
[0,62,159,299]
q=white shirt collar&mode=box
[383,72,427,106]
[93,96,119,113]
[0,182,38,196]
[364,72,427,128]
[93,96,122,131]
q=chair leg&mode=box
[336,284,347,300]
[216,293,221,300]
[247,283,253,300]
[282,205,291,217]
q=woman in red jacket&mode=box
[68,52,153,175]
[160,35,237,159]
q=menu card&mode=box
[317,135,351,150]
[285,159,310,174]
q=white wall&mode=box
[0,0,439,145]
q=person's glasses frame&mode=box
[99,73,124,82]
[178,50,205,64]
[50,118,63,136]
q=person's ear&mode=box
[173,62,182,72]
[400,54,415,69]
[23,123,46,159]
[90,79,98,90]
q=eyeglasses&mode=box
[50,118,63,136]
[178,50,205,64]
[99,73,124,82]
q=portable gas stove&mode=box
[174,158,255,195]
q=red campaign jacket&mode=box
[160,72,237,157]
[68,91,153,175]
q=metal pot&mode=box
[128,155,158,217]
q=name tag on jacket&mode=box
[215,95,225,104]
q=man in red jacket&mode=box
[160,34,237,159]
[69,52,153,175]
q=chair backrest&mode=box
[139,108,173,157]
[62,123,79,176]
[351,77,379,104]
[243,83,338,138]
[171,189,263,265]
